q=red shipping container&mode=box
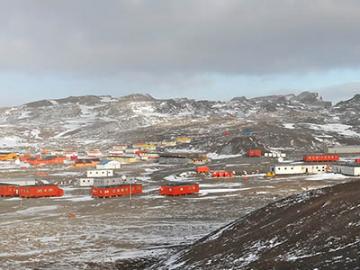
[303,154,339,162]
[247,149,262,157]
[355,159,360,164]
[18,185,64,198]
[26,156,66,166]
[160,183,199,196]
[0,185,18,197]
[91,184,143,198]
[196,166,210,174]
[211,170,234,178]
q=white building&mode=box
[78,178,94,187]
[96,160,121,170]
[332,163,360,176]
[86,169,114,178]
[327,145,360,154]
[108,150,125,156]
[125,148,140,154]
[264,152,286,158]
[94,178,127,187]
[270,163,328,175]
[0,178,36,186]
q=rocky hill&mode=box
[154,180,360,270]
[0,92,359,153]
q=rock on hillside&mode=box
[0,91,360,152]
[157,180,360,270]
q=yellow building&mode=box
[133,143,157,151]
[176,137,192,144]
[0,152,18,161]
[161,141,177,147]
[73,160,98,168]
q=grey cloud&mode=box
[319,82,360,102]
[0,0,360,76]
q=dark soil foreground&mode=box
[146,180,360,270]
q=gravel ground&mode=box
[0,158,354,270]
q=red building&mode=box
[160,183,199,196]
[0,184,18,197]
[91,184,143,198]
[303,154,339,162]
[18,185,64,198]
[25,156,66,166]
[247,149,262,157]
[196,166,210,174]
[211,170,234,178]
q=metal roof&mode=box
[333,162,360,168]
[272,163,328,167]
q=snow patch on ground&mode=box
[101,96,118,103]
[207,153,243,160]
[166,148,202,153]
[51,171,82,176]
[305,173,350,181]
[283,123,295,129]
[199,188,251,195]
[164,174,195,182]
[0,136,30,147]
[16,205,58,215]
[307,123,360,137]
[64,196,94,202]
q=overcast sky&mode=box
[1,0,360,105]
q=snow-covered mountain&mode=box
[0,92,359,152]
